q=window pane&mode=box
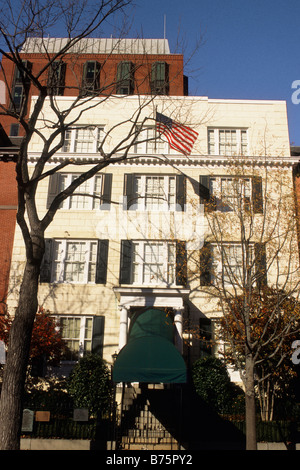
[65,242,86,282]
[70,177,90,209]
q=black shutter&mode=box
[95,240,109,284]
[199,175,215,211]
[46,173,61,209]
[176,175,186,211]
[119,240,133,284]
[91,316,105,357]
[40,239,53,283]
[252,177,263,214]
[124,174,135,210]
[176,240,187,286]
[100,173,112,210]
[255,242,267,289]
[200,242,212,286]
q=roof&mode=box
[21,37,171,55]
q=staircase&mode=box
[117,384,180,450]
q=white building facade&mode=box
[7,93,299,382]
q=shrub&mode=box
[192,356,242,414]
[67,354,112,416]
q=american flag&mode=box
[155,112,198,155]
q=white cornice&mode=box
[27,152,300,168]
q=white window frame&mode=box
[58,315,93,361]
[62,126,104,153]
[208,128,248,156]
[134,126,169,154]
[211,243,254,286]
[59,173,103,210]
[209,176,251,212]
[52,239,98,284]
[131,240,176,286]
[133,174,176,211]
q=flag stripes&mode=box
[155,112,198,155]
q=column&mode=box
[174,308,183,353]
[118,305,128,351]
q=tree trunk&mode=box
[0,259,40,450]
[244,351,257,450]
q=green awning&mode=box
[113,308,187,384]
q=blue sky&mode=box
[126,0,300,146]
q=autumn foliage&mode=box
[219,287,300,420]
[0,307,66,366]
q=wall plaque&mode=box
[73,408,89,421]
[35,411,50,422]
[21,409,34,432]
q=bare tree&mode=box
[0,0,167,450]
[192,159,300,449]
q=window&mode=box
[9,123,19,136]
[150,61,169,95]
[81,61,100,95]
[58,315,104,361]
[46,172,112,210]
[134,126,169,154]
[119,239,187,286]
[59,173,103,210]
[200,242,267,288]
[210,176,251,212]
[199,175,263,214]
[53,240,98,283]
[40,239,109,284]
[133,175,176,210]
[62,126,103,153]
[47,60,66,96]
[124,173,185,211]
[116,61,134,94]
[208,128,248,156]
[10,60,31,112]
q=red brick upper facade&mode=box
[0,38,187,137]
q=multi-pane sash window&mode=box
[59,173,103,210]
[212,243,254,286]
[82,61,100,95]
[208,128,248,156]
[210,176,251,212]
[132,241,176,286]
[133,175,176,210]
[47,60,66,96]
[150,61,169,95]
[116,61,134,94]
[62,126,103,153]
[59,316,93,361]
[10,60,31,111]
[134,126,168,154]
[53,240,98,283]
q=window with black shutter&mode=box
[123,173,186,211]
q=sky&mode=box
[124,0,300,146]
